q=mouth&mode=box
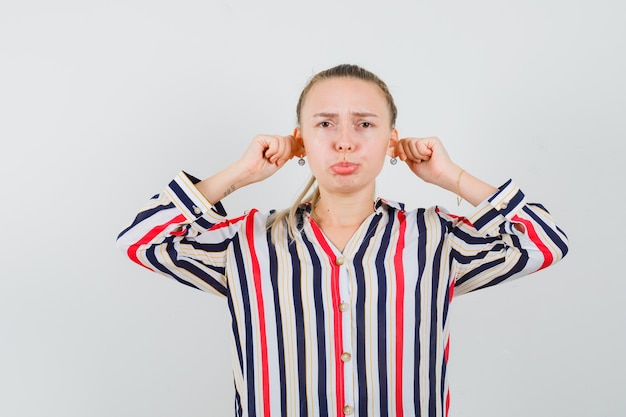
[330,161,359,175]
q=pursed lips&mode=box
[330,161,359,175]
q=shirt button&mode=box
[343,405,354,415]
[500,202,508,210]
[193,206,202,215]
[335,256,344,265]
[338,302,349,312]
[340,352,352,362]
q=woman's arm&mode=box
[196,134,301,204]
[394,136,497,206]
[116,134,301,294]
[395,136,568,293]
[445,180,569,295]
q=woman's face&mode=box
[295,77,398,196]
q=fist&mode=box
[394,136,455,186]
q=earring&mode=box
[390,157,398,165]
[298,157,306,166]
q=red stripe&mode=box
[435,207,474,227]
[448,279,455,303]
[209,214,247,231]
[310,220,345,417]
[246,210,271,417]
[512,215,553,270]
[445,281,454,417]
[127,213,187,270]
[394,211,406,417]
[445,283,453,364]
[444,337,451,417]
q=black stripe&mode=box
[164,240,228,296]
[226,249,244,416]
[375,209,395,414]
[234,386,242,417]
[289,233,312,416]
[452,226,500,245]
[168,179,198,213]
[227,287,244,373]
[144,243,200,290]
[523,206,569,257]
[231,234,256,416]
[355,213,383,414]
[414,209,427,415]
[267,230,287,417]
[501,188,525,217]
[488,179,513,202]
[474,251,528,291]
[117,201,175,239]
[428,224,445,416]
[451,243,506,269]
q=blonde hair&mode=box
[268,64,397,239]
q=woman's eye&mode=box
[360,122,372,128]
[320,121,331,128]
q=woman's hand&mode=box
[394,137,458,189]
[196,134,302,204]
[237,134,302,184]
[394,136,498,206]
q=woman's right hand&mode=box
[196,134,302,204]
[236,134,302,185]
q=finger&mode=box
[412,140,433,162]
[395,140,408,161]
[278,136,295,165]
[416,140,434,158]
[287,135,301,159]
[403,139,425,162]
[263,136,280,162]
[274,135,297,166]
[273,136,287,164]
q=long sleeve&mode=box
[116,171,244,296]
[443,179,569,295]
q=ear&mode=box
[386,128,399,157]
[293,127,306,156]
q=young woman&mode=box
[117,64,569,417]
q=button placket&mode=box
[336,254,355,416]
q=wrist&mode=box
[196,162,251,204]
[230,160,256,187]
[438,164,464,193]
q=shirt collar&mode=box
[375,197,405,212]
[299,197,405,215]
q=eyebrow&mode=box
[312,112,379,118]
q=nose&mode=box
[336,141,353,152]
[335,125,354,152]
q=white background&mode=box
[1,1,624,416]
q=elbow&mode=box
[557,232,570,262]
[542,230,570,270]
[115,228,132,254]
[115,229,149,269]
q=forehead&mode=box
[302,77,388,114]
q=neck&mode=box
[314,187,375,227]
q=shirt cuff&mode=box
[468,179,526,235]
[164,171,228,228]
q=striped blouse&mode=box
[116,171,569,417]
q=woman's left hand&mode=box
[394,137,460,189]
